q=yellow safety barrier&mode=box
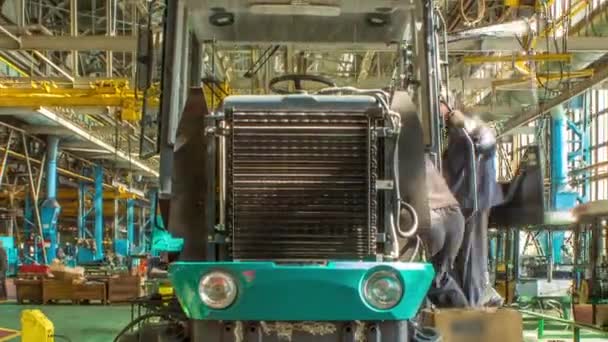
[21,309,54,342]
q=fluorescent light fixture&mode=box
[249,4,341,16]
[454,19,534,38]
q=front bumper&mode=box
[169,261,433,321]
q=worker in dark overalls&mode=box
[440,99,504,307]
[421,158,469,308]
[0,240,7,300]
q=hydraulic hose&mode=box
[397,201,419,239]
[413,326,442,342]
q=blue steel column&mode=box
[94,165,104,260]
[139,206,146,250]
[24,195,35,263]
[550,104,580,264]
[551,106,569,207]
[581,94,591,202]
[146,189,157,253]
[549,107,567,265]
[127,199,135,254]
[41,136,61,262]
[77,182,85,239]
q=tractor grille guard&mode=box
[226,109,379,261]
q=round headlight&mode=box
[198,271,238,309]
[362,270,403,310]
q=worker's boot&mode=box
[427,273,469,308]
[481,285,504,307]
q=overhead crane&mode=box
[461,0,597,90]
[0,80,160,122]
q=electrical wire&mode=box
[460,0,486,26]
[535,3,565,96]
[408,236,423,262]
[397,201,419,238]
[113,313,177,342]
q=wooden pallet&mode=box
[14,279,43,304]
[107,276,140,303]
[73,282,107,305]
[42,279,75,304]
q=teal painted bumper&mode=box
[169,261,434,321]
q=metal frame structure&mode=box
[0,0,161,266]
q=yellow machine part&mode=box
[504,0,520,7]
[21,309,54,342]
[495,280,517,305]
[203,82,230,110]
[578,279,590,304]
[159,284,174,297]
[504,0,547,8]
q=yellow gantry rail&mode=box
[491,69,594,87]
[464,0,589,70]
[464,53,573,64]
[504,0,557,9]
[0,80,159,121]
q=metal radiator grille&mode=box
[227,110,376,260]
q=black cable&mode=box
[51,334,73,342]
[412,326,442,342]
[113,312,179,342]
[243,45,281,78]
[535,5,563,96]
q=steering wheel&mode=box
[268,74,336,94]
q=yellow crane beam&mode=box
[55,187,141,200]
[0,80,159,122]
[491,69,594,88]
[463,53,573,64]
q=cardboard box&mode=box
[421,308,523,342]
[49,260,85,281]
[107,275,141,303]
[573,304,608,327]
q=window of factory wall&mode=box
[495,89,608,202]
[0,60,22,77]
[589,90,608,200]
[495,121,537,182]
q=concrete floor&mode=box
[2,302,608,342]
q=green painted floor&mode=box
[1,301,607,341]
[0,302,132,342]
